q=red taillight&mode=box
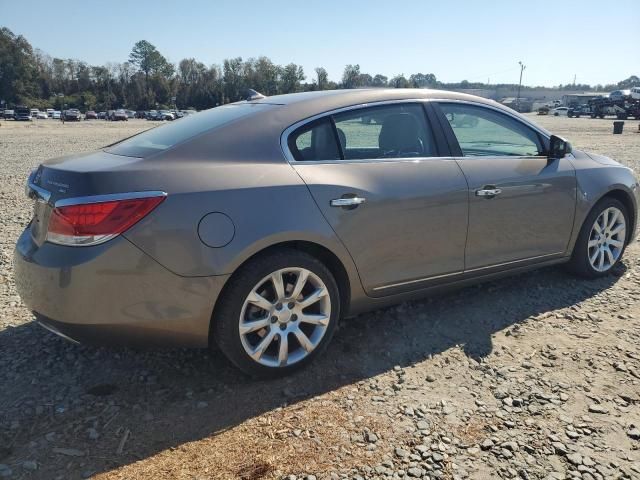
[47,195,165,246]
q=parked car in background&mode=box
[552,107,569,116]
[14,107,32,121]
[85,110,98,120]
[159,110,175,121]
[15,89,639,377]
[125,110,136,119]
[46,108,54,117]
[97,111,107,120]
[36,111,48,119]
[52,111,61,119]
[63,109,81,121]
[30,109,40,118]
[567,105,593,118]
[146,110,160,120]
[630,87,640,100]
[3,109,15,119]
[111,109,128,121]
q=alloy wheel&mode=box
[239,267,331,367]
[588,206,626,272]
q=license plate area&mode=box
[30,199,52,245]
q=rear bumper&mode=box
[14,226,229,348]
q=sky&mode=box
[2,0,638,87]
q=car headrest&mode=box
[378,113,423,154]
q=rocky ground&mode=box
[0,115,639,480]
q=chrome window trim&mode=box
[281,99,437,164]
[428,98,552,141]
[54,190,168,208]
[280,98,551,165]
[291,156,461,166]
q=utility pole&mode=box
[516,61,526,112]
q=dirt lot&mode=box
[1,115,640,480]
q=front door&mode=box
[287,102,469,296]
[436,102,577,270]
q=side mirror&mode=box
[549,134,572,159]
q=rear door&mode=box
[434,101,576,270]
[287,102,469,296]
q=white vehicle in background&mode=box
[36,111,48,119]
[52,111,61,119]
[552,106,569,116]
[46,108,54,117]
[630,87,640,100]
[30,108,39,118]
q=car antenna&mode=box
[243,89,266,101]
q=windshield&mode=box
[106,103,272,158]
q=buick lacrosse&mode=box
[15,89,639,377]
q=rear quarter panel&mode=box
[123,160,356,279]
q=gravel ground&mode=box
[0,116,639,480]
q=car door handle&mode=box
[475,187,502,197]
[330,196,366,207]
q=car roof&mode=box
[249,88,499,110]
[239,88,548,137]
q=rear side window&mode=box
[333,104,435,159]
[439,103,542,157]
[106,103,273,158]
[288,118,340,161]
[288,103,436,161]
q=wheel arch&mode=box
[208,240,352,345]
[596,188,637,242]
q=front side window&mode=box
[439,103,543,157]
[333,104,436,159]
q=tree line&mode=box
[1,27,638,112]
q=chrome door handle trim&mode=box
[475,188,502,197]
[330,197,366,207]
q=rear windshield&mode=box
[106,103,272,158]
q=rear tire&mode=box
[567,198,629,278]
[213,249,340,378]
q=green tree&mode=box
[409,73,437,88]
[342,64,362,88]
[372,74,388,87]
[315,67,328,90]
[0,27,39,105]
[389,75,410,88]
[128,40,173,107]
[279,63,305,93]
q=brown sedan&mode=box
[14,89,639,377]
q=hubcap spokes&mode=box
[588,207,626,272]
[239,267,331,367]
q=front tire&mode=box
[213,249,340,378]
[568,198,629,278]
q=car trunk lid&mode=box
[27,150,155,245]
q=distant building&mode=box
[500,97,533,113]
[562,93,607,107]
